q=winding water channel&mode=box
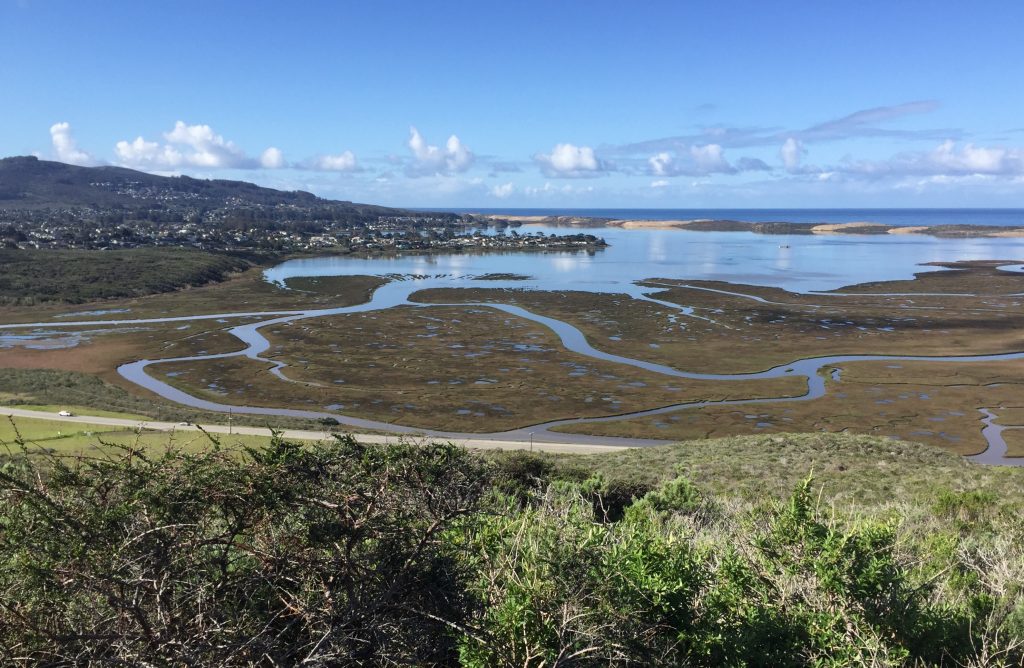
[4,268,1023,465]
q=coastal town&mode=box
[0,157,607,254]
[0,211,607,255]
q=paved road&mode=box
[0,407,629,455]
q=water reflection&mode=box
[265,227,1024,294]
[774,244,792,272]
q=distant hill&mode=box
[0,155,416,219]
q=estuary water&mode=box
[265,226,1024,293]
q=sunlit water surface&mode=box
[265,227,1024,293]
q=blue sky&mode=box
[2,0,1023,208]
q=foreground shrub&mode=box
[458,475,1023,667]
[1,437,1022,666]
[0,436,489,664]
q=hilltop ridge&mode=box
[0,155,396,214]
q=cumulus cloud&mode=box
[534,143,607,177]
[690,144,734,174]
[115,136,182,167]
[310,151,358,172]
[780,137,806,172]
[840,140,1024,179]
[260,147,286,169]
[647,144,744,177]
[928,140,1019,174]
[648,152,675,177]
[163,121,252,168]
[406,126,474,176]
[490,182,515,198]
[50,122,97,166]
[115,121,278,170]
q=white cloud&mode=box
[689,144,734,173]
[406,126,475,176]
[928,140,1017,174]
[650,179,669,188]
[840,140,1024,179]
[260,147,286,169]
[647,145,735,176]
[115,121,269,169]
[115,136,182,167]
[312,150,358,172]
[523,181,595,196]
[49,122,96,166]
[648,152,674,176]
[780,137,805,172]
[490,182,515,198]
[445,134,473,171]
[163,121,252,168]
[534,143,606,177]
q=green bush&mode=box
[1,438,1021,666]
[0,436,489,664]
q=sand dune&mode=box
[810,222,888,233]
[615,219,701,229]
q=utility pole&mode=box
[228,408,232,435]
[529,431,534,452]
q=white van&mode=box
[58,410,73,417]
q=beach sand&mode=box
[886,226,929,234]
[810,222,888,234]
[614,219,702,229]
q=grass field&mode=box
[5,414,1018,511]
[496,431,1024,507]
[0,415,276,456]
[0,403,148,420]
